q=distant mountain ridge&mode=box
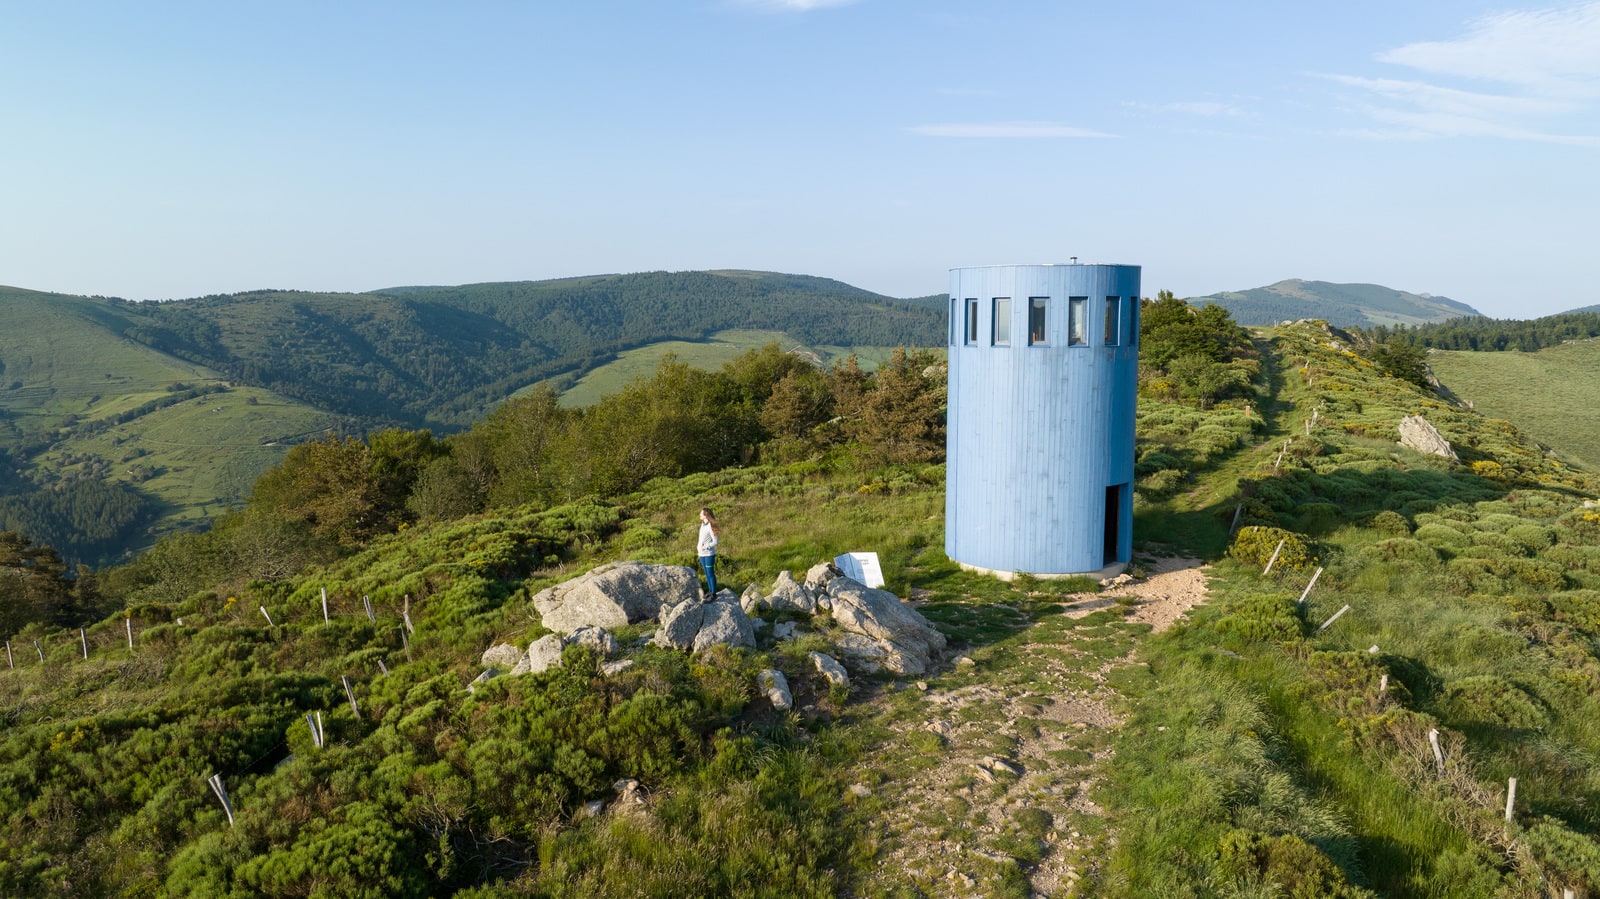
[80,270,948,429]
[1190,279,1481,328]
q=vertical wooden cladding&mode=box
[945,263,1140,576]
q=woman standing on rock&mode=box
[697,507,720,600]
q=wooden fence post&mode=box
[260,606,275,627]
[1230,503,1243,534]
[1297,567,1324,604]
[5,641,12,669]
[403,595,415,634]
[342,675,361,719]
[376,659,389,676]
[1505,777,1517,822]
[1263,539,1286,576]
[1317,604,1351,631]
[321,587,330,623]
[1428,729,1446,775]
[207,773,235,826]
[80,629,89,660]
[1379,674,1389,694]
[363,595,374,622]
[126,618,133,650]
[33,640,43,663]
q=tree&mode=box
[850,348,947,464]
[1366,337,1431,389]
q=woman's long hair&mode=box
[700,507,721,537]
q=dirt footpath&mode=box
[854,557,1209,898]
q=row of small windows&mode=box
[954,295,1138,349]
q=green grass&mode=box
[1429,340,1600,470]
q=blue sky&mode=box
[3,1,1597,318]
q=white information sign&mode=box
[833,552,885,589]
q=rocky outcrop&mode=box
[765,570,818,614]
[1398,415,1458,462]
[804,560,841,593]
[531,561,699,632]
[652,596,756,654]
[825,576,946,676]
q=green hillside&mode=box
[1428,339,1600,471]
[1193,279,1480,328]
[0,273,944,562]
[111,271,945,429]
[5,307,1600,895]
[0,288,340,562]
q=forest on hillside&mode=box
[95,272,946,429]
[1365,310,1600,352]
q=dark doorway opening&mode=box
[1104,484,1123,567]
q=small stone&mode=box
[758,669,793,711]
[955,656,976,668]
[848,783,872,799]
[600,659,635,676]
[467,667,499,694]
[915,680,928,691]
[480,642,522,669]
[582,799,605,818]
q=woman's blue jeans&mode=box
[699,555,717,596]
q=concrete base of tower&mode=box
[955,559,1128,582]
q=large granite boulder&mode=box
[825,576,946,676]
[766,570,818,614]
[1398,415,1458,462]
[653,596,756,654]
[532,562,699,632]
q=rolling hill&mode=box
[0,273,945,562]
[1427,338,1600,471]
[1191,279,1480,328]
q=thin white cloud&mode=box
[1331,2,1600,146]
[1325,74,1572,118]
[1380,3,1600,95]
[731,0,859,11]
[906,121,1118,139]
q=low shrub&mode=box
[1369,510,1412,537]
[1440,675,1549,730]
[1228,526,1314,572]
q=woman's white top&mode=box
[697,521,719,556]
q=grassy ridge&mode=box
[1104,320,1600,896]
[1428,340,1600,471]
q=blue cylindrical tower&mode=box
[945,263,1141,578]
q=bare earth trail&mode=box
[852,557,1209,898]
